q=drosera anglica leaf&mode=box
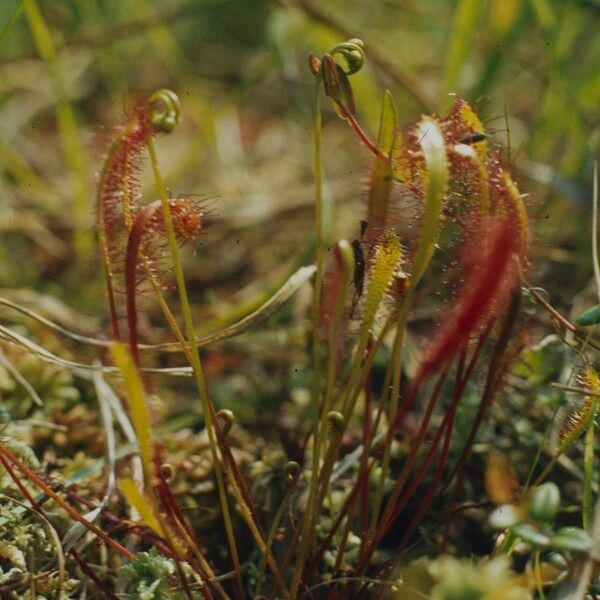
[409,116,449,287]
[310,39,386,162]
[451,143,490,216]
[125,197,203,366]
[319,240,355,340]
[554,368,600,456]
[500,172,529,261]
[365,91,396,243]
[361,232,403,338]
[96,89,181,340]
[415,217,518,383]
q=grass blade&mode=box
[110,341,154,484]
[443,0,483,95]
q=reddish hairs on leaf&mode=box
[491,164,530,263]
[415,217,519,384]
[97,90,180,339]
[441,100,530,265]
[125,198,203,366]
[392,101,526,237]
[440,100,489,151]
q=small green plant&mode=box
[121,548,197,600]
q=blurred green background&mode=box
[1,0,599,320]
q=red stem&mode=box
[1,453,127,600]
[336,102,389,162]
[440,289,521,550]
[0,453,42,510]
[71,549,120,600]
[364,384,465,599]
[0,442,133,558]
[303,464,372,585]
[397,381,460,552]
[125,200,162,368]
[357,327,490,573]
[358,364,450,567]
[64,487,213,598]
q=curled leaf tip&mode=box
[147,89,180,133]
[327,410,345,434]
[217,408,235,435]
[328,38,365,75]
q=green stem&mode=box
[309,318,394,533]
[297,242,354,590]
[146,267,289,596]
[583,402,597,529]
[277,321,391,598]
[523,404,562,489]
[290,75,325,599]
[255,481,297,597]
[533,550,546,600]
[366,114,447,553]
[365,292,412,548]
[146,139,245,600]
[227,474,290,599]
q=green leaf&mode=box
[409,116,448,287]
[528,482,560,523]
[511,524,551,547]
[576,304,600,326]
[377,90,396,154]
[361,233,403,336]
[110,342,154,484]
[550,527,593,553]
[119,478,164,537]
[366,91,396,235]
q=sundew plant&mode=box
[1,3,600,599]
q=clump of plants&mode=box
[2,37,599,600]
